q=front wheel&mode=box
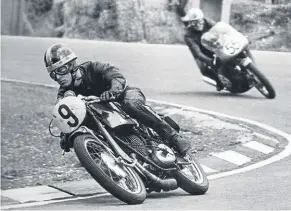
[73,134,146,204]
[172,154,209,195]
[247,63,276,99]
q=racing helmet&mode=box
[181,8,204,22]
[44,43,77,74]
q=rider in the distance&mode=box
[182,8,256,91]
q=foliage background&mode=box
[8,0,291,51]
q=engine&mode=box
[120,134,176,168]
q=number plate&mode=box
[201,22,249,61]
[52,96,86,133]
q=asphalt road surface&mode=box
[2,36,291,210]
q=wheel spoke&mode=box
[250,73,270,97]
[106,164,114,181]
[84,138,141,193]
[179,155,204,184]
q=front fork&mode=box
[238,51,257,86]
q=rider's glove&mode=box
[60,133,70,152]
[64,90,76,97]
[100,90,118,102]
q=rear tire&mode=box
[172,154,209,195]
[247,63,276,99]
[73,134,146,204]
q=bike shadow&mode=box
[164,90,264,100]
[146,191,191,199]
[85,191,195,207]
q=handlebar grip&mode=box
[64,90,76,97]
[87,99,101,104]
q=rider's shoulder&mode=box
[78,61,92,68]
[204,18,216,28]
[78,61,97,72]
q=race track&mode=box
[1,36,291,209]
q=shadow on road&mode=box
[81,191,193,207]
[163,91,264,100]
[146,191,191,199]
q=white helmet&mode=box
[181,8,204,22]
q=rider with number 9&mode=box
[44,43,191,156]
[181,7,256,91]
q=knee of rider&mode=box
[122,99,143,113]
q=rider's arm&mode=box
[55,86,66,104]
[92,61,126,91]
[184,34,213,65]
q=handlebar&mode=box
[78,95,100,104]
[78,94,116,104]
[64,90,120,104]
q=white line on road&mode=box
[1,193,110,210]
[210,150,251,165]
[201,165,218,173]
[253,132,280,144]
[243,141,274,154]
[1,186,72,203]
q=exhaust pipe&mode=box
[202,76,217,87]
[131,154,178,191]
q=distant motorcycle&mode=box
[200,22,276,99]
[50,91,209,204]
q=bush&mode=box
[259,4,291,26]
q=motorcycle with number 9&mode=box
[200,22,276,99]
[49,91,209,204]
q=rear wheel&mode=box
[246,63,276,99]
[172,154,209,195]
[73,134,146,204]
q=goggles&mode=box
[186,19,204,28]
[50,63,76,80]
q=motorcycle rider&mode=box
[44,43,191,156]
[181,7,255,91]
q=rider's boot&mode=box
[169,133,191,156]
[216,77,225,91]
[154,120,191,156]
[216,64,233,91]
[200,63,225,91]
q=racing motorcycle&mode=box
[200,22,276,99]
[49,91,209,204]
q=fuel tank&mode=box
[91,102,137,129]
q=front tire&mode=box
[247,63,276,99]
[172,154,209,195]
[73,134,146,204]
